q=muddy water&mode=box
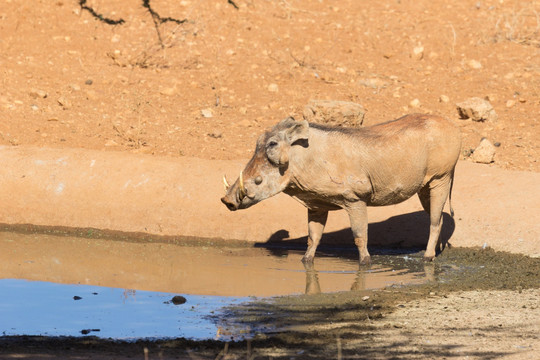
[0,230,429,339]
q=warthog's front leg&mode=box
[346,202,371,265]
[302,209,328,263]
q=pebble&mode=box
[409,98,421,108]
[201,108,213,118]
[267,83,279,92]
[412,46,424,60]
[439,95,450,103]
[85,79,93,85]
[29,88,48,99]
[57,96,71,109]
[456,97,497,122]
[506,100,516,108]
[358,77,388,89]
[160,87,177,96]
[171,295,187,305]
[207,131,222,139]
[238,119,252,127]
[467,59,482,69]
[362,296,370,301]
[303,99,365,127]
[471,138,496,164]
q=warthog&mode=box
[221,114,461,264]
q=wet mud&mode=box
[0,227,539,359]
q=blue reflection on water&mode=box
[0,279,249,340]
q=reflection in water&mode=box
[303,259,430,295]
[0,230,432,340]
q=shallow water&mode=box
[0,231,429,340]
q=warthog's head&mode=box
[221,117,309,211]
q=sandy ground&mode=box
[0,0,539,358]
[371,289,540,360]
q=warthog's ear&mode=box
[285,118,309,145]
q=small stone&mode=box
[358,77,388,89]
[362,296,370,301]
[201,108,213,118]
[303,99,365,127]
[456,97,497,122]
[467,59,482,69]
[85,79,93,85]
[412,45,424,60]
[85,90,97,100]
[267,83,279,92]
[29,88,48,99]
[238,119,252,127]
[30,104,39,111]
[171,295,187,305]
[439,95,450,103]
[57,96,71,109]
[207,131,222,139]
[471,138,496,164]
[409,98,421,108]
[505,100,516,108]
[160,86,177,96]
[69,84,81,91]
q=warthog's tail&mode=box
[448,170,455,218]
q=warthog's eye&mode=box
[254,176,263,185]
[267,140,278,148]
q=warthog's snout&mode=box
[221,196,238,211]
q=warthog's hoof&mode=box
[359,255,371,266]
[423,255,435,262]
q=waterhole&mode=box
[0,230,431,340]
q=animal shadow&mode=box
[260,211,455,259]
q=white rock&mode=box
[467,59,482,69]
[471,138,496,164]
[160,87,177,96]
[201,108,213,118]
[303,100,365,127]
[439,95,450,103]
[412,46,424,60]
[409,98,421,108]
[358,77,388,89]
[505,100,516,108]
[29,89,48,99]
[57,96,71,109]
[456,97,497,122]
[267,83,279,92]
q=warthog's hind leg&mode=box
[420,176,453,261]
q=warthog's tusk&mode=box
[223,175,230,191]
[238,170,247,200]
